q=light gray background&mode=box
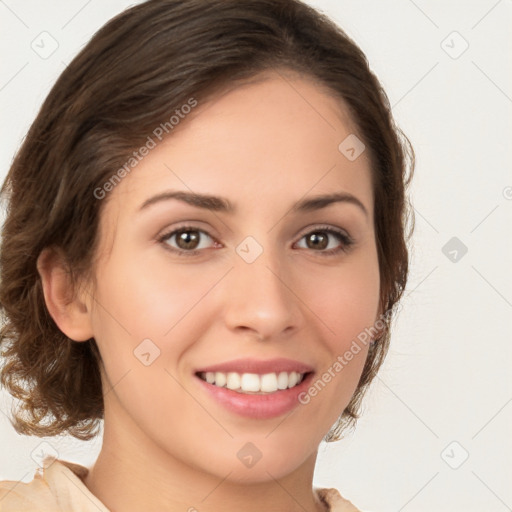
[1,1,511,511]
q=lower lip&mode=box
[194,372,314,419]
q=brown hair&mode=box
[0,0,413,441]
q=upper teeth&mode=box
[198,371,306,394]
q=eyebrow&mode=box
[139,190,368,217]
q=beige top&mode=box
[0,458,361,511]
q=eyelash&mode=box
[157,224,354,257]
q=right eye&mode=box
[159,226,219,256]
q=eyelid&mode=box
[295,223,351,240]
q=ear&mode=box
[37,247,94,342]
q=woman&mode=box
[0,1,413,510]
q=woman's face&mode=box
[86,72,380,482]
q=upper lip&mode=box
[195,358,315,375]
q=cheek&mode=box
[92,251,222,341]
[88,259,207,428]
[88,252,228,400]
[303,250,380,347]
[297,250,380,405]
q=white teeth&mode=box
[276,371,289,390]
[260,373,278,392]
[240,373,260,392]
[288,371,299,388]
[214,372,226,387]
[198,370,307,394]
[226,372,241,390]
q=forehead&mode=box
[110,72,373,218]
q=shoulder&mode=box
[315,486,363,512]
[0,458,109,512]
[0,469,53,511]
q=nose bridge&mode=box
[223,237,302,339]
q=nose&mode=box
[222,247,304,341]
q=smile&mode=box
[196,371,308,394]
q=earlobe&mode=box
[36,247,94,342]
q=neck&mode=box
[83,410,327,512]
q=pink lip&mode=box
[194,357,314,375]
[194,371,314,419]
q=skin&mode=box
[39,71,380,512]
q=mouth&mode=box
[194,367,315,419]
[195,370,312,395]
[193,357,316,418]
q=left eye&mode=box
[295,228,353,254]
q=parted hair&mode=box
[0,0,413,441]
